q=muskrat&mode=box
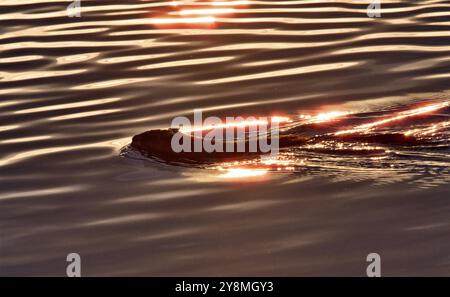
[130,128,418,164]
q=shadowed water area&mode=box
[1,0,450,276]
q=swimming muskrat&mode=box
[130,101,450,163]
[130,128,310,163]
[130,127,419,164]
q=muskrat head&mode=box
[131,128,180,154]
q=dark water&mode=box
[1,0,450,276]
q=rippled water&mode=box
[1,0,450,276]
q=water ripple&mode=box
[1,0,450,276]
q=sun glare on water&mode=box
[218,168,269,179]
[335,101,449,135]
[151,0,250,27]
[300,111,350,124]
[176,8,236,16]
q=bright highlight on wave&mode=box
[270,116,292,123]
[149,16,215,24]
[404,120,450,137]
[211,0,250,6]
[176,8,236,16]
[335,101,449,135]
[213,156,298,178]
[217,168,268,178]
[171,0,250,7]
[152,0,250,28]
[300,111,350,124]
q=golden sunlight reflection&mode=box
[336,101,449,135]
[171,0,250,7]
[211,0,250,6]
[300,111,350,124]
[175,8,236,16]
[213,155,298,180]
[304,141,387,153]
[149,16,215,25]
[217,167,269,179]
[151,0,250,28]
[404,120,450,137]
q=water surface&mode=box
[1,0,450,276]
